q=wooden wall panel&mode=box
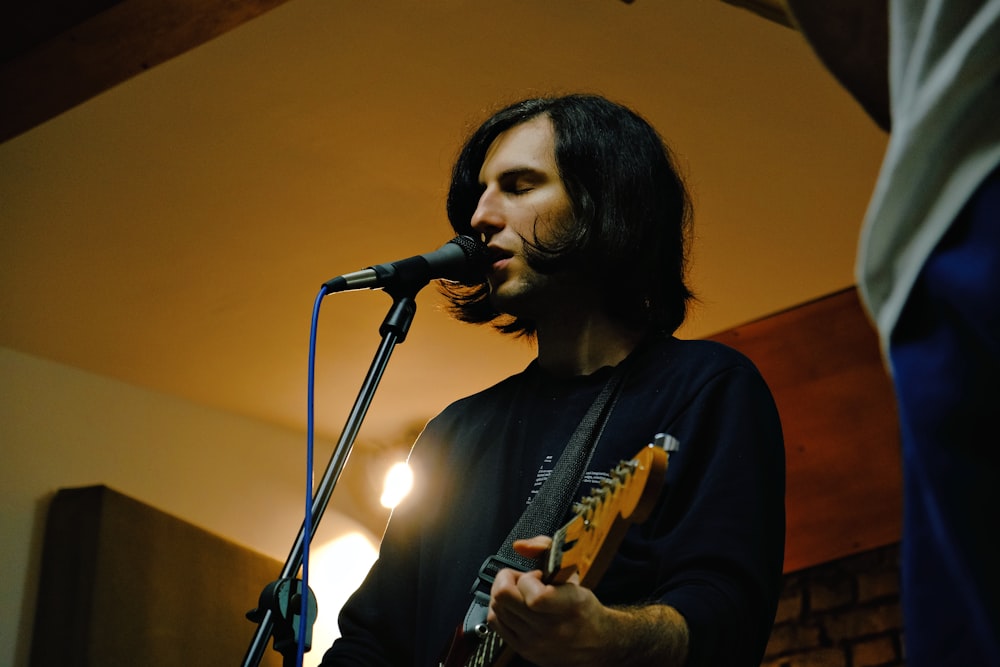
[30,485,287,666]
[708,287,902,572]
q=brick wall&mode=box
[762,543,904,667]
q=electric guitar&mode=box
[439,436,677,667]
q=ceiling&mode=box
[0,0,888,452]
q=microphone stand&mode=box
[241,285,421,667]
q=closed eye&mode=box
[499,168,544,195]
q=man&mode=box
[320,95,785,666]
[718,1,1000,664]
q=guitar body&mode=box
[439,441,674,667]
[440,626,513,667]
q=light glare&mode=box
[380,461,413,508]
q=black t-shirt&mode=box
[322,335,786,666]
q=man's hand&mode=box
[486,536,611,667]
[486,536,689,667]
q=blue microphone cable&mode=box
[298,283,329,666]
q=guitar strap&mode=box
[461,354,634,635]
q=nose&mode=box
[470,186,503,240]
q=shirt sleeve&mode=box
[638,364,785,666]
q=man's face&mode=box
[470,115,576,319]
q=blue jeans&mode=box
[890,165,1000,665]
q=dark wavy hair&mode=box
[441,94,694,337]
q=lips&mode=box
[487,246,514,271]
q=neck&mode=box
[535,313,649,377]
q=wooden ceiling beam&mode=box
[719,0,794,28]
[0,0,292,144]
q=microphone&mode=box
[322,235,488,294]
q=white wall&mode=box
[0,347,374,667]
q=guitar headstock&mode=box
[545,436,675,586]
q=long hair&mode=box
[442,94,694,336]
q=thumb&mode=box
[512,535,553,558]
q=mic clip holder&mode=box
[246,578,318,667]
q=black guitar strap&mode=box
[461,356,633,635]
